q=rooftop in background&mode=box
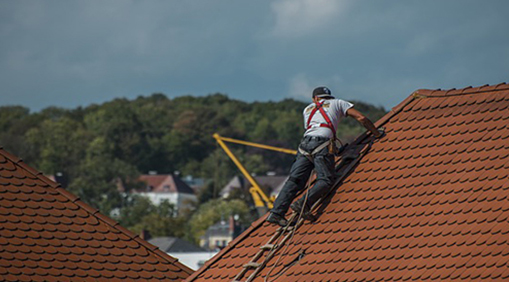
[221,175,287,199]
[137,174,195,194]
[186,82,509,281]
[149,237,206,253]
[0,148,193,281]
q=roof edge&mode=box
[413,82,508,97]
[0,147,194,276]
[185,215,268,281]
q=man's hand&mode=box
[375,127,385,139]
[346,108,381,137]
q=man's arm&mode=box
[346,108,382,138]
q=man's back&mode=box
[302,98,353,138]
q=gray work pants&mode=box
[271,135,335,216]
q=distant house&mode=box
[220,174,287,199]
[200,215,244,251]
[149,237,217,270]
[149,236,206,253]
[120,173,197,213]
[181,174,207,192]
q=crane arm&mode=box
[216,135,297,155]
[213,133,274,209]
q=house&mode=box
[148,237,217,271]
[220,174,287,199]
[121,173,197,213]
[149,237,206,253]
[186,83,509,281]
[0,148,193,281]
[199,215,244,251]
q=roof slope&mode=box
[0,149,193,281]
[138,174,195,194]
[186,83,509,281]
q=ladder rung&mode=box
[260,244,275,250]
[243,262,261,269]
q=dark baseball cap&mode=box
[312,86,335,99]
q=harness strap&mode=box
[298,139,331,161]
[306,100,336,137]
[306,101,323,129]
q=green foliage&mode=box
[118,196,186,238]
[187,198,253,243]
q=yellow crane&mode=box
[213,133,297,216]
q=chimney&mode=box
[229,215,235,236]
[140,229,151,241]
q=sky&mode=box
[1,0,508,112]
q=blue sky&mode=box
[1,0,508,111]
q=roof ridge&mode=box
[0,147,193,275]
[414,82,508,97]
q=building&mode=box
[0,148,193,281]
[121,173,197,213]
[148,237,217,271]
[220,174,287,199]
[199,215,243,251]
[186,83,509,281]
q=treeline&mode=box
[0,93,386,242]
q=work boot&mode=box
[265,212,288,227]
[290,200,311,215]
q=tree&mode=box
[187,199,253,243]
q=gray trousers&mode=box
[271,135,335,216]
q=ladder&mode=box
[231,140,373,282]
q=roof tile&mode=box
[0,149,193,281]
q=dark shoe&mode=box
[265,212,288,227]
[291,200,310,215]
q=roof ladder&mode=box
[231,140,374,282]
[232,211,305,282]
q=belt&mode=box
[303,135,329,142]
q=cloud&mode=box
[270,0,349,38]
[288,73,345,101]
[1,1,509,111]
[288,73,312,100]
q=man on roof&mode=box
[266,86,384,226]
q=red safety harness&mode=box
[306,100,336,137]
[301,100,343,158]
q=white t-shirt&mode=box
[302,98,354,139]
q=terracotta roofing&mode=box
[137,174,195,194]
[0,149,193,281]
[186,83,509,281]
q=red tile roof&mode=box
[137,174,195,194]
[186,83,509,281]
[0,149,193,281]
